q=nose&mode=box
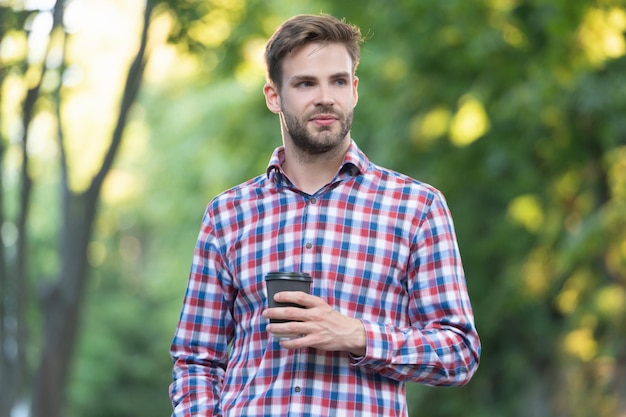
[315,85,334,106]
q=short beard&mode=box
[281,106,353,155]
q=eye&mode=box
[334,78,348,86]
[296,80,314,88]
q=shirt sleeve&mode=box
[351,190,481,386]
[169,208,233,416]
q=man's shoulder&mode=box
[365,162,442,199]
[209,174,271,206]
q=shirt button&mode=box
[309,197,317,204]
[305,242,312,249]
[294,386,301,393]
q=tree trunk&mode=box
[29,2,153,415]
[0,138,12,417]
[1,2,64,415]
[32,190,96,417]
[0,65,41,417]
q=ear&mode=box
[263,82,282,113]
[352,76,359,107]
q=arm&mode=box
[355,191,480,386]
[264,191,480,386]
[169,211,234,416]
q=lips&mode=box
[310,114,338,126]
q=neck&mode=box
[282,140,350,195]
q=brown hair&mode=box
[264,14,364,89]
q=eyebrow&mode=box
[289,72,351,85]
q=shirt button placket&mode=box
[304,196,317,252]
[289,350,305,415]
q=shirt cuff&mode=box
[349,319,390,366]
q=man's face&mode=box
[264,42,359,155]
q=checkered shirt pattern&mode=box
[169,140,481,417]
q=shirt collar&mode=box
[266,140,369,185]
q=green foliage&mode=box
[68,288,174,417]
[3,0,624,416]
[80,0,626,414]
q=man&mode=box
[170,13,480,417]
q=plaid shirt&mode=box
[170,141,480,417]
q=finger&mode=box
[264,306,308,322]
[279,335,312,349]
[266,321,308,341]
[273,291,320,306]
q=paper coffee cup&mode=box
[265,272,312,339]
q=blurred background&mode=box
[1,0,625,416]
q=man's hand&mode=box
[262,291,366,356]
